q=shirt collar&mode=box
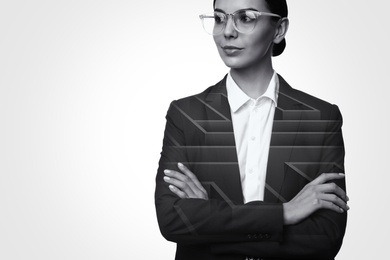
[226,71,279,113]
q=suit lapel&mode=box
[204,77,244,204]
[264,75,304,203]
[204,76,232,121]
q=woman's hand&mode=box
[283,173,349,225]
[164,163,208,200]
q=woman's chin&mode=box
[219,54,255,70]
[221,58,244,69]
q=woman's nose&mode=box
[223,15,238,38]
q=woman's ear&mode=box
[273,17,289,44]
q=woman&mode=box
[155,0,348,259]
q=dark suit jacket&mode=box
[155,75,347,260]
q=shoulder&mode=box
[278,75,342,120]
[170,76,227,108]
[164,76,229,126]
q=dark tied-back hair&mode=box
[213,0,288,56]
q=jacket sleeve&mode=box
[210,105,347,259]
[155,101,284,245]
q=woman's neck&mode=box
[230,61,274,99]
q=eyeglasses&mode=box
[199,10,281,35]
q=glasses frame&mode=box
[199,10,282,35]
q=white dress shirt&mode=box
[226,72,279,203]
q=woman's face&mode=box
[213,0,278,70]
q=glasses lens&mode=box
[201,12,225,35]
[234,10,258,34]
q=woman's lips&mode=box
[221,45,243,55]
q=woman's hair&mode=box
[213,0,288,56]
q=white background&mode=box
[1,0,389,259]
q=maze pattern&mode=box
[167,92,344,203]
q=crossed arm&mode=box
[164,163,349,225]
[159,162,349,258]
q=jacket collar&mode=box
[205,74,293,103]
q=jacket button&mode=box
[247,234,252,239]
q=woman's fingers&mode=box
[163,170,196,197]
[317,182,349,202]
[309,174,349,211]
[318,193,350,212]
[178,163,207,193]
[163,165,208,200]
[313,199,346,213]
[168,185,188,199]
[310,172,345,185]
[284,173,349,225]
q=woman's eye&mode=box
[214,15,225,24]
[242,16,251,22]
[239,12,256,23]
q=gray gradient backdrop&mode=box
[1,0,388,259]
